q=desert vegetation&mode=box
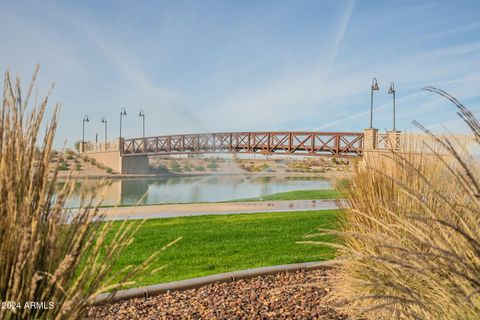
[0,68,171,319]
[51,149,114,175]
[331,89,480,319]
[148,156,352,176]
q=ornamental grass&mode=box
[0,67,175,319]
[330,88,480,319]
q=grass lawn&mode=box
[237,189,343,201]
[108,209,341,287]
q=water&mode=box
[64,176,331,207]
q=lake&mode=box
[64,175,331,207]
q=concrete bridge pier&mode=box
[120,155,149,174]
[80,139,150,174]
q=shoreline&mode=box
[82,199,341,221]
[57,171,351,180]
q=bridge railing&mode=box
[82,139,120,153]
[122,131,364,157]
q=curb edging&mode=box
[93,260,338,305]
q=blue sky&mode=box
[1,0,479,146]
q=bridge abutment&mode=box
[80,139,150,174]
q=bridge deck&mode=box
[122,131,364,158]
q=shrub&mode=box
[207,162,218,170]
[65,154,74,160]
[106,168,113,174]
[58,162,69,171]
[329,89,480,319]
[90,158,96,165]
[171,162,182,172]
[156,164,169,173]
[183,163,192,172]
[75,163,82,171]
[74,141,81,152]
[0,67,172,319]
[194,165,205,172]
[333,178,351,192]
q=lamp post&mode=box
[82,115,89,151]
[388,82,396,131]
[119,108,127,139]
[370,77,380,128]
[138,109,145,138]
[101,116,108,142]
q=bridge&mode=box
[122,131,364,157]
[80,129,399,174]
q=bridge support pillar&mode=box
[363,128,378,151]
[120,155,149,174]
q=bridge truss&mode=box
[122,131,364,158]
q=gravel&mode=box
[86,269,348,319]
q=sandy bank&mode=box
[94,199,340,221]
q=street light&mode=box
[138,109,145,138]
[388,82,396,131]
[82,115,89,152]
[370,77,380,128]
[82,115,89,148]
[101,116,108,142]
[119,108,127,139]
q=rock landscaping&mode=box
[87,269,347,319]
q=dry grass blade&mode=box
[0,67,178,320]
[329,88,480,319]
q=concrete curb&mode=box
[93,260,338,305]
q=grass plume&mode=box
[330,88,480,319]
[0,67,171,319]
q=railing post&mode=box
[248,133,251,152]
[267,133,271,153]
[289,133,293,153]
[311,133,315,154]
[335,134,340,155]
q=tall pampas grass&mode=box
[0,67,169,319]
[330,88,480,319]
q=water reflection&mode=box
[64,176,330,207]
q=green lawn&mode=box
[237,189,343,201]
[108,209,340,287]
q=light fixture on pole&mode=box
[119,108,127,139]
[82,115,89,150]
[138,109,145,138]
[370,77,380,128]
[101,116,108,142]
[388,82,396,131]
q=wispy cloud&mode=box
[0,0,479,146]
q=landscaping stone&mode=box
[86,269,347,319]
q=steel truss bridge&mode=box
[122,131,364,158]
